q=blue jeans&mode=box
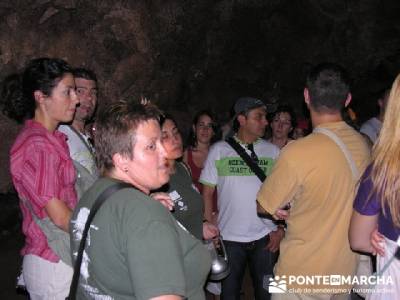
[221,234,277,300]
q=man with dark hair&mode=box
[200,97,282,300]
[257,63,370,299]
[59,68,99,197]
[305,63,351,113]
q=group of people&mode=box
[1,57,399,300]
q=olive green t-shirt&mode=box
[70,177,211,300]
[167,162,203,240]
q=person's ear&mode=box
[303,88,310,106]
[378,98,383,108]
[34,90,47,105]
[237,114,246,126]
[113,152,130,173]
[344,93,352,107]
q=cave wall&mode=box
[1,0,400,191]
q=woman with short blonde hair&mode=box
[70,101,211,299]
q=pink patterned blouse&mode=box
[10,120,77,262]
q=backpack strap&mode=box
[313,127,360,180]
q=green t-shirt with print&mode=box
[70,177,211,300]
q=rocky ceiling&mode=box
[1,0,400,191]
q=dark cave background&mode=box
[1,0,400,191]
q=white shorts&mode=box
[22,254,73,300]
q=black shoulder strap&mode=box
[226,138,279,221]
[67,181,132,300]
[226,137,266,182]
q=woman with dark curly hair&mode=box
[159,114,219,240]
[2,57,79,299]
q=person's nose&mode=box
[172,133,181,143]
[86,91,94,103]
[262,117,268,127]
[158,141,168,160]
[71,89,79,106]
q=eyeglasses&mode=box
[247,143,259,163]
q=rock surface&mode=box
[1,0,400,191]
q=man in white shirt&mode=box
[59,68,98,197]
[360,89,389,144]
[200,97,283,300]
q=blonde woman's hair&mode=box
[370,74,400,228]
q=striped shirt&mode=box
[10,119,77,262]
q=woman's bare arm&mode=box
[349,210,378,253]
[45,197,72,232]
